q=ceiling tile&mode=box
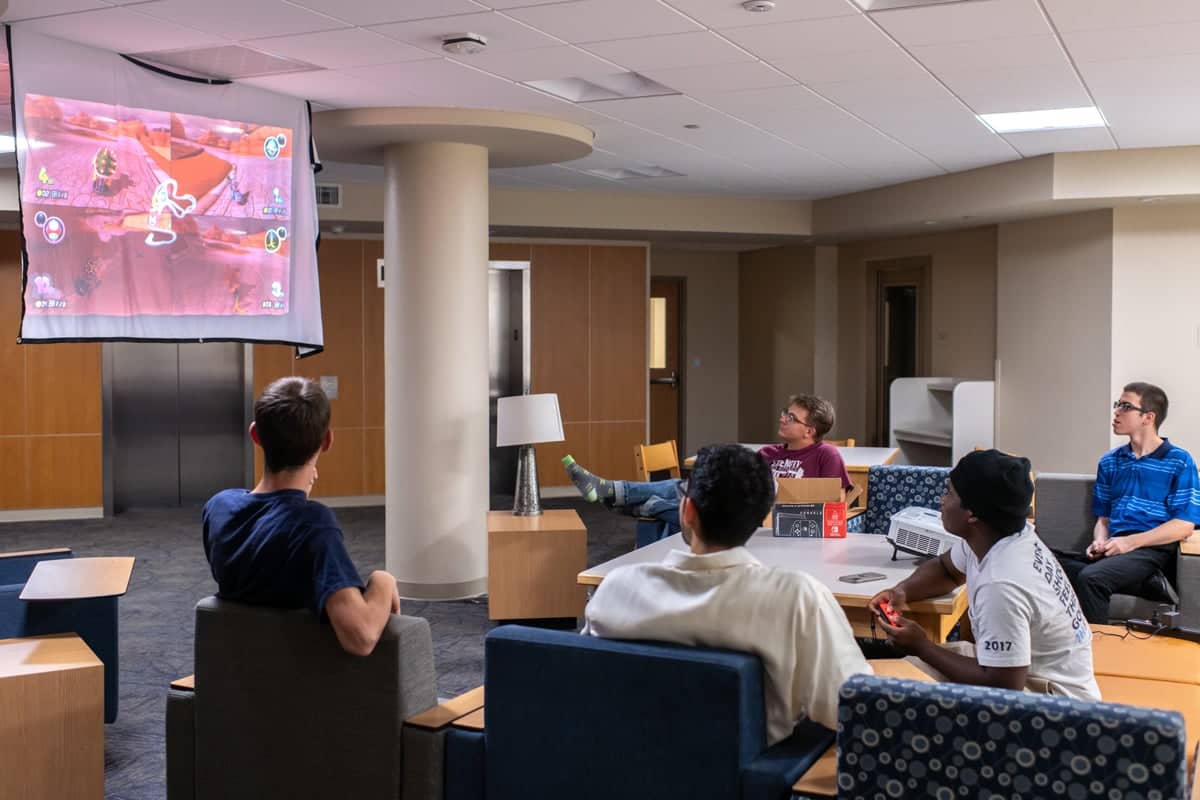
[812,72,956,110]
[241,68,377,108]
[1,0,108,21]
[938,64,1092,114]
[451,44,620,81]
[768,44,925,85]
[13,6,224,53]
[1089,87,1200,149]
[483,0,578,7]
[245,27,435,69]
[871,0,1050,46]
[723,14,894,60]
[641,60,794,95]
[504,0,701,44]
[370,11,562,54]
[912,34,1071,73]
[661,0,859,29]
[1074,53,1200,93]
[582,31,753,72]
[338,57,571,112]
[1062,21,1200,64]
[284,0,487,26]
[138,0,344,39]
[1042,0,1200,33]
[1001,126,1114,157]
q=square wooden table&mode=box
[0,633,104,800]
[20,556,135,601]
[488,510,588,621]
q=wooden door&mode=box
[649,278,683,448]
[871,260,931,445]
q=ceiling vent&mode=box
[853,0,977,10]
[127,45,321,80]
[525,72,679,103]
[316,183,342,208]
[585,165,684,181]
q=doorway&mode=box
[870,259,931,445]
[487,261,530,496]
[649,277,684,450]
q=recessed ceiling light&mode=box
[442,33,487,56]
[978,106,1105,134]
[585,165,685,181]
[1140,196,1165,204]
[683,123,701,130]
[525,72,678,103]
[742,0,776,11]
[852,0,964,9]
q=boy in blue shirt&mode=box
[203,376,400,656]
[1058,381,1200,623]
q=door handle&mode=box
[650,372,678,386]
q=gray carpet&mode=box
[0,495,634,800]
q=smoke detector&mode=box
[442,33,488,55]
[741,0,776,11]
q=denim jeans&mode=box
[619,479,680,534]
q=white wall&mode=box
[1112,205,1200,453]
[650,247,740,455]
[996,210,1113,473]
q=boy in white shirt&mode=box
[870,449,1100,700]
[582,443,871,744]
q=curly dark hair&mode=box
[685,444,776,548]
[254,376,331,472]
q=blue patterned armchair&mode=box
[835,674,1190,799]
[847,465,951,535]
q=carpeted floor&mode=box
[0,495,634,800]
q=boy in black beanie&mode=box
[869,450,1101,699]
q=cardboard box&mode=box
[772,502,847,538]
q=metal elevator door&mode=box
[110,342,247,511]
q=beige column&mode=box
[383,141,489,599]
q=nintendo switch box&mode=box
[772,502,847,538]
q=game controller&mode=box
[876,600,900,626]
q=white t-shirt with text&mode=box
[949,526,1101,701]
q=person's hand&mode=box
[868,586,907,617]
[1085,539,1107,560]
[879,615,928,654]
[1099,536,1138,557]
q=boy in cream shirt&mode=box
[583,443,871,743]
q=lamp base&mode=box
[512,444,542,516]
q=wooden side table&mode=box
[0,634,104,800]
[487,509,587,621]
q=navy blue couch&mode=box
[446,625,834,800]
[0,548,122,722]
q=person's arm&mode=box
[1087,516,1111,559]
[325,570,401,657]
[868,549,965,616]
[900,630,1028,690]
[791,581,872,730]
[1102,455,1200,554]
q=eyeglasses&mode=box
[1113,401,1148,414]
[674,478,689,501]
[780,410,813,427]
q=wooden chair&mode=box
[634,441,680,482]
[826,438,856,447]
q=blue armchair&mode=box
[835,674,1190,798]
[445,625,834,800]
[847,465,950,535]
[0,548,123,723]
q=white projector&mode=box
[886,506,963,559]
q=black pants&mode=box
[1057,546,1175,624]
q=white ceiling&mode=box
[4,0,1198,198]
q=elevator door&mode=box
[111,342,247,511]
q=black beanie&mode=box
[949,449,1033,535]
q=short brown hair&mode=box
[1124,381,1168,431]
[254,377,331,472]
[787,394,836,440]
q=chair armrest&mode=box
[0,548,72,586]
[402,687,484,800]
[405,686,484,730]
[444,728,486,800]
[741,719,836,800]
[1182,532,1200,557]
[170,674,194,691]
[790,744,836,799]
[0,547,72,560]
[1178,540,1200,629]
[846,508,865,520]
[166,687,196,800]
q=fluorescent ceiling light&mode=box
[585,165,685,181]
[525,72,678,103]
[853,0,966,9]
[0,135,13,154]
[978,106,1105,134]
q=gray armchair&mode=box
[166,596,438,800]
[1034,472,1199,624]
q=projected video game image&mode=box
[21,94,294,317]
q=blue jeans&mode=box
[619,479,680,533]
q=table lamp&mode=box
[496,393,564,516]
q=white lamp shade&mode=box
[496,393,564,446]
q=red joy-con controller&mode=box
[877,600,900,625]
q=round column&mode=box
[384,141,489,599]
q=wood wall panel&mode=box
[588,421,648,483]
[530,245,590,422]
[364,427,385,495]
[29,435,101,507]
[26,343,101,435]
[310,427,364,499]
[489,243,531,262]
[589,246,647,423]
[363,240,385,429]
[0,256,25,436]
[296,240,364,428]
[534,421,589,488]
[253,345,294,396]
[0,438,29,508]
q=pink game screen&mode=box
[21,95,294,318]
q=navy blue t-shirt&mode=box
[202,489,364,617]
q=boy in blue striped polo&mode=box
[1058,382,1200,623]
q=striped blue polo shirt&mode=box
[1093,439,1200,535]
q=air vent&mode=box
[316,183,342,208]
[585,165,685,181]
[127,45,322,80]
[853,0,976,9]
